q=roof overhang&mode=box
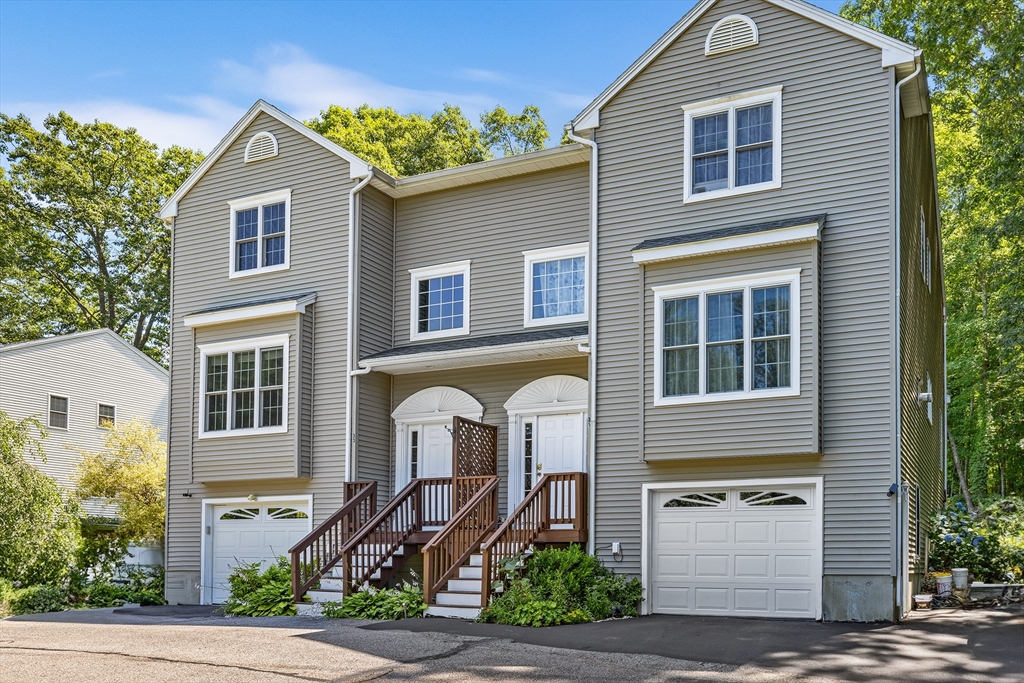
[632,216,823,264]
[571,0,922,133]
[184,293,317,328]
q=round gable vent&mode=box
[705,14,759,56]
[245,131,279,162]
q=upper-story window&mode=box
[228,189,291,278]
[653,269,800,405]
[409,260,471,341]
[523,243,588,327]
[199,334,288,438]
[683,86,782,204]
[48,394,69,429]
[97,403,116,428]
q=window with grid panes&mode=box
[201,336,287,435]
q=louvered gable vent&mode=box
[705,15,758,56]
[244,131,278,162]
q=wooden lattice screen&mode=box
[452,416,498,510]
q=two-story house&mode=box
[160,0,944,622]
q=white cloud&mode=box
[459,68,508,83]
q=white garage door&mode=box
[210,502,310,604]
[648,481,822,619]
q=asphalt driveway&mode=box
[1,604,1020,682]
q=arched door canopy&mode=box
[392,386,483,423]
[504,375,588,414]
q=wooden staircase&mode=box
[426,552,485,619]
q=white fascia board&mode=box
[184,295,315,328]
[159,100,371,221]
[633,222,819,264]
[360,335,588,373]
[570,0,919,131]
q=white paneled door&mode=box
[210,502,310,604]
[536,413,585,477]
[648,482,822,618]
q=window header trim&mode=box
[633,221,819,264]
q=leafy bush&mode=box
[10,585,69,615]
[478,545,642,626]
[321,580,427,620]
[0,578,14,617]
[222,556,295,617]
[930,498,1024,582]
[85,566,165,607]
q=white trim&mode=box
[197,333,289,439]
[570,0,919,132]
[632,222,820,264]
[408,260,472,341]
[652,268,801,406]
[522,243,589,328]
[183,294,315,328]
[199,494,313,605]
[96,402,117,429]
[391,386,482,491]
[159,100,370,220]
[47,393,69,431]
[705,14,759,56]
[243,131,279,163]
[640,476,824,619]
[358,334,588,374]
[227,189,292,279]
[683,87,783,204]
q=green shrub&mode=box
[0,578,14,617]
[479,545,642,626]
[930,497,1024,582]
[10,584,69,615]
[222,556,295,617]
[321,580,426,620]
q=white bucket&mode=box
[936,575,953,595]
[952,568,969,589]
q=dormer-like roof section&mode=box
[571,0,923,132]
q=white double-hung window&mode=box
[683,86,782,203]
[523,243,588,327]
[199,334,288,437]
[228,189,291,277]
[653,269,800,405]
[409,260,471,341]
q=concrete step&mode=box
[306,589,344,603]
[426,604,481,620]
[320,577,344,590]
[296,602,324,617]
[435,591,482,607]
[467,554,483,567]
[446,578,482,593]
[458,565,483,580]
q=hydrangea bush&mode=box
[929,499,1023,582]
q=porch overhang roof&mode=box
[358,325,589,375]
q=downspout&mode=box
[893,60,922,617]
[565,127,598,555]
[344,170,375,482]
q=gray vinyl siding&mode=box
[642,241,819,459]
[393,165,589,347]
[167,111,355,574]
[298,307,314,478]
[190,315,299,483]
[898,109,944,575]
[391,357,588,512]
[0,330,168,514]
[592,0,895,576]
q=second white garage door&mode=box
[646,479,822,619]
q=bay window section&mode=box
[654,269,800,405]
[199,334,289,437]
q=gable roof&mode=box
[159,100,372,221]
[0,328,168,376]
[571,0,922,131]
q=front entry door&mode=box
[535,413,585,477]
[416,422,453,525]
[419,422,453,479]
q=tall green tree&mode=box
[0,112,204,362]
[480,105,550,157]
[842,0,1024,497]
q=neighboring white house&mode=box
[0,328,169,564]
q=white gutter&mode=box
[344,170,375,483]
[565,126,598,555]
[893,61,922,617]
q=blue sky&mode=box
[0,0,848,152]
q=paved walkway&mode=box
[1,604,1019,682]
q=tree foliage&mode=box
[842,0,1024,497]
[0,411,81,585]
[74,418,167,545]
[306,103,551,177]
[0,112,204,362]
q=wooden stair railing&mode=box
[422,476,499,606]
[480,472,586,607]
[340,477,449,594]
[289,481,377,602]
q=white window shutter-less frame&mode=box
[705,15,759,56]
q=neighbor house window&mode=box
[409,260,471,341]
[228,189,291,277]
[199,334,288,437]
[48,395,69,429]
[97,403,116,428]
[653,269,800,405]
[523,243,588,327]
[683,86,782,203]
